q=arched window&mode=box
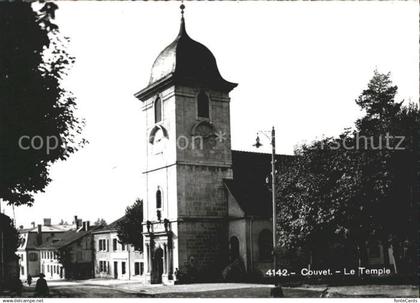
[154,97,162,123]
[197,90,209,118]
[156,189,162,209]
[230,236,240,261]
[258,229,273,261]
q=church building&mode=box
[134,7,288,284]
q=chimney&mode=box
[82,221,90,232]
[31,222,35,229]
[82,221,86,232]
[43,218,51,226]
[37,224,42,245]
[74,216,79,229]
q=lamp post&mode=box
[254,126,277,273]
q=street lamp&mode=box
[253,126,277,274]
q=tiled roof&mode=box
[20,224,74,233]
[225,150,294,217]
[92,216,124,234]
[38,230,89,250]
[38,224,100,250]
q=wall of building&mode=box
[26,250,41,278]
[94,232,144,280]
[177,165,230,218]
[142,86,179,224]
[250,219,273,276]
[17,231,61,280]
[175,86,232,166]
[144,165,178,222]
[177,221,228,280]
[65,234,95,279]
[228,219,247,267]
[40,250,64,280]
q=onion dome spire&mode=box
[135,2,237,101]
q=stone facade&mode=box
[139,76,235,284]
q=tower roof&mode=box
[135,12,237,101]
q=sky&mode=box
[4,0,419,227]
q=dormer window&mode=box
[197,90,209,119]
[154,97,162,123]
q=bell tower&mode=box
[135,5,237,284]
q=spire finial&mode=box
[178,0,187,36]
[180,0,185,19]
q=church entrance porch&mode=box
[143,221,174,285]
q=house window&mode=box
[98,239,107,251]
[20,266,25,275]
[132,262,144,275]
[121,243,126,251]
[121,262,126,275]
[134,262,140,275]
[99,261,108,273]
[197,90,209,118]
[154,97,162,123]
[258,229,273,261]
[113,239,118,251]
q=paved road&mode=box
[48,285,321,298]
[13,282,320,298]
[4,281,417,298]
[48,284,146,298]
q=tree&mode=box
[276,71,419,274]
[0,1,85,206]
[116,199,143,251]
[94,218,107,226]
[58,219,68,225]
[0,214,19,281]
